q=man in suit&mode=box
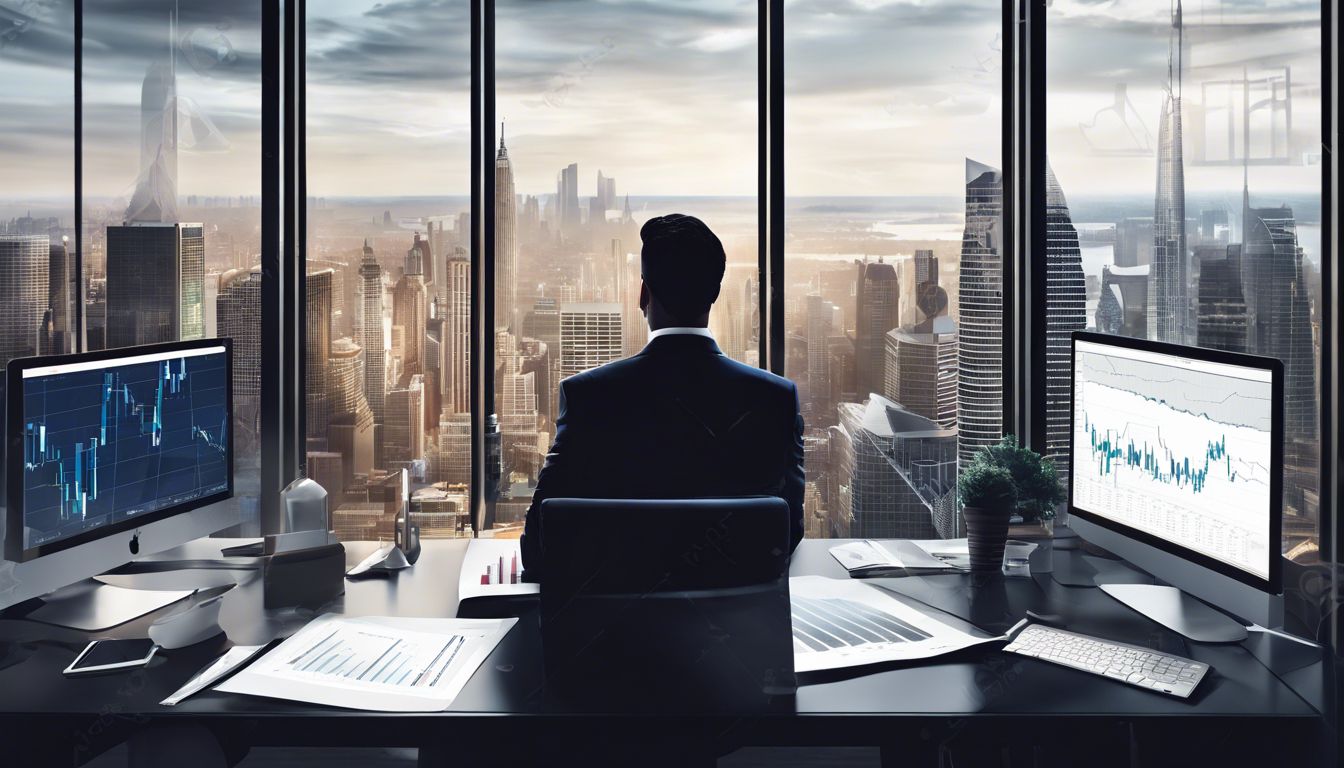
[520,213,804,580]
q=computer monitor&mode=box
[1068,331,1283,640]
[1,339,238,623]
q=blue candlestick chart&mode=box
[21,353,230,549]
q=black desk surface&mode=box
[0,537,1331,761]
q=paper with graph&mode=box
[217,614,516,711]
[790,576,1000,673]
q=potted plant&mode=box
[957,460,1018,572]
[978,436,1065,536]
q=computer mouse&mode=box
[148,584,234,649]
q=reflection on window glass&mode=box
[305,1,471,541]
[1048,0,1323,563]
[785,0,1003,540]
[1,0,73,368]
[75,0,264,533]
[490,0,759,535]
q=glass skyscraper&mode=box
[956,158,1004,468]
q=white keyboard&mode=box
[1004,623,1211,698]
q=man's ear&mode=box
[639,281,650,314]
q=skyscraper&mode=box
[306,269,334,438]
[956,158,1004,467]
[1043,164,1087,480]
[392,247,428,379]
[106,222,205,349]
[883,324,958,430]
[384,374,425,469]
[1242,197,1317,519]
[1149,0,1187,345]
[556,162,579,231]
[616,240,647,357]
[805,294,837,414]
[0,234,49,366]
[495,129,517,332]
[835,394,958,539]
[855,260,899,398]
[327,336,376,484]
[596,170,617,212]
[216,267,263,449]
[1096,265,1149,338]
[45,236,74,355]
[358,239,386,426]
[559,303,622,380]
[1195,245,1247,353]
[443,246,471,415]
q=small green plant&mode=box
[975,436,1065,521]
[957,461,1017,513]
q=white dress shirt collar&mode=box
[648,326,715,341]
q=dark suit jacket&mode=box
[520,332,805,580]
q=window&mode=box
[489,0,759,534]
[11,0,265,533]
[785,0,1004,540]
[303,0,472,542]
[1047,0,1325,564]
[1,0,74,368]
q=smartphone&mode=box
[63,638,159,676]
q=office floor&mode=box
[86,746,882,767]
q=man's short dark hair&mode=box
[640,214,726,322]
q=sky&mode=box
[0,0,1324,206]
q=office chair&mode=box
[538,497,797,714]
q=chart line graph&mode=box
[21,352,230,549]
[1071,343,1273,579]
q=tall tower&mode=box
[1042,164,1087,483]
[216,267,263,443]
[495,126,517,332]
[106,222,205,349]
[306,269,334,438]
[392,242,428,379]
[125,13,179,224]
[45,236,75,355]
[855,260,899,397]
[1149,0,1187,344]
[443,246,471,415]
[1243,198,1318,520]
[956,158,1004,468]
[0,234,50,367]
[359,239,386,426]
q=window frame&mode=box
[255,0,1333,649]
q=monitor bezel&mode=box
[6,338,234,563]
[1067,331,1283,595]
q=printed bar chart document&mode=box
[790,576,1001,673]
[216,615,516,711]
[457,539,539,603]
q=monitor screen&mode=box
[11,342,231,558]
[1070,336,1276,583]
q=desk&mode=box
[0,537,1333,767]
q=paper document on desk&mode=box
[216,615,516,711]
[457,539,539,603]
[829,539,960,575]
[790,576,1000,673]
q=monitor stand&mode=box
[24,578,192,632]
[1098,583,1248,643]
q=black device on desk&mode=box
[538,496,796,712]
[63,638,159,677]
